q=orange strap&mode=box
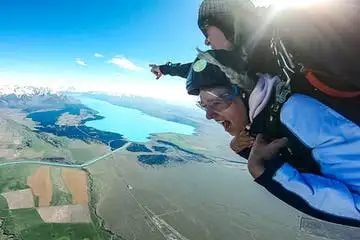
[305,70,360,98]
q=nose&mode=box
[205,108,217,120]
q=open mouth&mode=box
[216,120,231,131]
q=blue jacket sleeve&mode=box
[255,158,360,227]
[159,62,192,79]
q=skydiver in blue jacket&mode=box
[149,0,360,227]
[185,48,360,227]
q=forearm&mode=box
[255,159,360,227]
[247,161,264,179]
[159,62,192,78]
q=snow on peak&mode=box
[0,85,57,97]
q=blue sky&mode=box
[0,0,205,103]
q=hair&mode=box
[196,48,255,93]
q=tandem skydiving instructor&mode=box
[149,0,360,227]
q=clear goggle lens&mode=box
[197,86,239,112]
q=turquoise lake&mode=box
[77,97,195,142]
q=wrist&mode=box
[158,65,166,75]
[247,160,265,179]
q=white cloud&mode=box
[94,53,103,58]
[76,58,87,66]
[108,57,144,71]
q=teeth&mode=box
[216,120,225,124]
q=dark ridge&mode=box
[126,143,152,153]
[77,126,125,143]
[152,146,168,153]
[137,154,186,165]
[110,140,128,150]
[34,126,87,141]
[27,104,101,125]
[41,157,68,163]
[28,109,68,126]
[137,154,169,165]
[32,125,126,150]
[27,107,127,150]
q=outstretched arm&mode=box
[149,62,192,79]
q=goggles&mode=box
[197,85,239,112]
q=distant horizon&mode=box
[0,81,198,108]
[0,0,273,108]
[0,0,204,107]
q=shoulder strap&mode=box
[271,28,360,99]
[270,29,297,87]
[304,69,360,98]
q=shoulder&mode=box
[280,94,359,148]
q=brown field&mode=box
[62,168,89,204]
[27,166,52,207]
[1,189,34,209]
[36,204,91,223]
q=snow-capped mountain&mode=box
[0,84,132,98]
[0,85,82,111]
[0,84,196,108]
[0,85,57,97]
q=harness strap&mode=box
[271,28,360,99]
[304,69,360,98]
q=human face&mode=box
[199,87,249,136]
[204,26,233,50]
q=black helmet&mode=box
[198,0,236,42]
[186,50,233,95]
[198,0,254,43]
